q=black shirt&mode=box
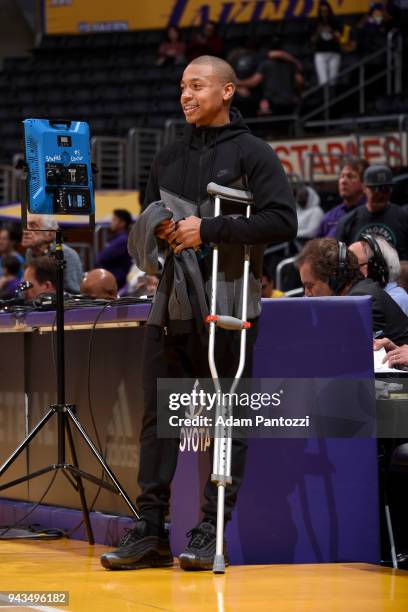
[336,202,408,260]
[348,278,408,345]
[257,59,298,105]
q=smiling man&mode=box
[101,55,297,572]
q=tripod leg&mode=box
[66,408,140,519]
[0,409,54,477]
[65,419,94,545]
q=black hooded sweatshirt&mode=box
[143,109,297,319]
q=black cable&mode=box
[86,301,113,452]
[65,297,148,536]
[4,296,148,539]
[0,472,58,538]
[65,301,121,537]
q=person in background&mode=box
[22,215,83,294]
[336,165,408,259]
[349,235,408,316]
[399,261,408,293]
[0,255,22,299]
[156,26,186,66]
[375,336,408,368]
[317,158,369,238]
[187,21,224,61]
[357,2,391,53]
[297,238,408,345]
[80,269,118,300]
[261,271,284,298]
[311,0,342,86]
[130,273,160,298]
[96,209,133,289]
[237,46,303,116]
[295,185,324,242]
[23,256,57,301]
[0,226,24,278]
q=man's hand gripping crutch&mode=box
[206,182,254,574]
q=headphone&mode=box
[328,241,348,295]
[360,232,389,287]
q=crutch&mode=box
[206,182,254,574]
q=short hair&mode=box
[39,215,59,230]
[363,236,400,282]
[399,261,408,291]
[297,238,361,286]
[113,209,133,229]
[188,55,238,86]
[3,255,20,276]
[340,158,369,181]
[29,256,57,287]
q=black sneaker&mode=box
[179,520,229,571]
[100,520,173,570]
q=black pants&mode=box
[136,320,259,528]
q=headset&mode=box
[360,232,389,287]
[328,241,348,295]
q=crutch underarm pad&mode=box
[206,315,251,330]
[207,182,254,204]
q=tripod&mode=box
[0,230,140,543]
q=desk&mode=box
[0,298,380,564]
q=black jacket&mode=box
[336,202,408,260]
[144,109,297,319]
[348,278,408,345]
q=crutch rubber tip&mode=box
[213,554,226,574]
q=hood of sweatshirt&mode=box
[296,186,321,211]
[183,107,250,149]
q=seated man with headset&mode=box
[349,233,408,316]
[297,237,408,345]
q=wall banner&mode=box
[45,0,370,35]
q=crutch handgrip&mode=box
[207,182,254,204]
[206,315,251,330]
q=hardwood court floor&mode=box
[0,539,407,611]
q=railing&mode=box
[1,112,407,206]
[91,137,127,190]
[70,242,94,271]
[301,29,402,123]
[126,128,162,189]
[163,114,300,145]
[275,255,299,292]
[0,165,13,204]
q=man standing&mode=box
[100,55,297,571]
[336,165,408,259]
[317,158,368,237]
